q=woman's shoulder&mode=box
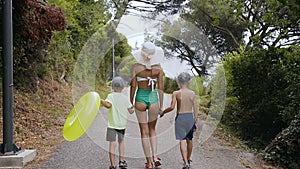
[151,65,163,73]
[151,64,162,69]
[134,63,161,69]
[133,63,146,72]
[133,63,144,68]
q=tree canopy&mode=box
[0,0,66,90]
[110,0,187,20]
[183,0,300,53]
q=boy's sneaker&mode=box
[119,160,128,168]
[109,166,116,169]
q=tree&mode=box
[159,18,219,76]
[109,0,187,20]
[0,0,66,90]
[183,0,300,54]
[118,0,298,79]
[47,0,110,82]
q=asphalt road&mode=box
[39,91,263,169]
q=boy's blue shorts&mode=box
[175,113,195,140]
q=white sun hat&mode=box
[132,42,165,69]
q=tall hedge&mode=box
[222,46,300,149]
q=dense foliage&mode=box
[11,0,65,90]
[1,0,133,89]
[223,46,299,146]
[163,77,179,94]
[264,113,300,169]
[47,0,108,82]
[222,46,300,168]
[47,0,132,87]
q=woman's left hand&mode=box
[158,108,163,117]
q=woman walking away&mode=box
[130,42,164,168]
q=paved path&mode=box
[39,91,264,169]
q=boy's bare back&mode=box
[174,88,196,114]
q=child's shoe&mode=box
[119,160,128,168]
[109,166,117,169]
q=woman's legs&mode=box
[135,102,160,165]
[148,103,159,159]
[135,103,152,165]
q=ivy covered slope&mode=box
[264,113,300,169]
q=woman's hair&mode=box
[177,72,192,84]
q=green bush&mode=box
[223,46,300,149]
[163,77,178,94]
[221,97,241,132]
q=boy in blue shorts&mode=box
[160,72,199,169]
[101,76,134,169]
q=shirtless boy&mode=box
[160,72,199,169]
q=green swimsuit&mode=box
[135,76,159,108]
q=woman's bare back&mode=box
[134,64,162,90]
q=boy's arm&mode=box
[192,93,199,125]
[101,99,112,109]
[160,92,177,117]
